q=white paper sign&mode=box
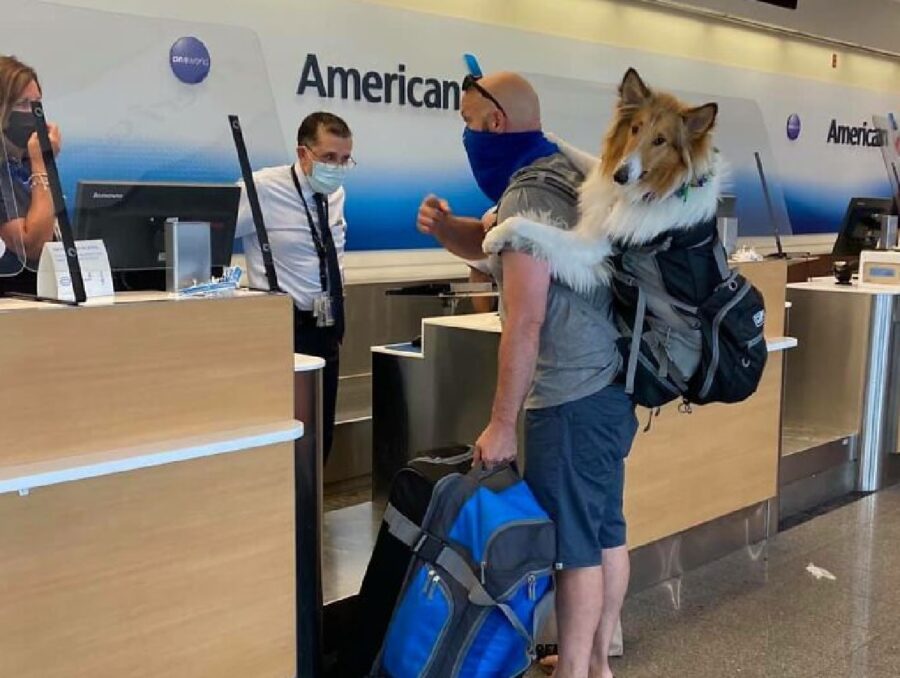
[37,240,114,302]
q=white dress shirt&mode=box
[235,162,347,310]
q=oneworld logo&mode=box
[786,114,801,141]
[297,53,460,111]
[827,119,885,148]
[170,37,211,85]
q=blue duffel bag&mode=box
[372,463,556,678]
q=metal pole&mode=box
[857,295,898,491]
[295,364,324,677]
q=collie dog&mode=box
[483,68,726,291]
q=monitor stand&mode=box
[113,270,166,292]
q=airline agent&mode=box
[235,111,355,464]
[0,55,62,295]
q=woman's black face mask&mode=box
[4,110,37,150]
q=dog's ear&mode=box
[619,68,651,107]
[683,103,718,139]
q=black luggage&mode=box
[337,446,474,677]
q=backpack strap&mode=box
[712,234,731,280]
[624,288,647,396]
[434,546,536,657]
[502,166,580,205]
[383,502,537,656]
[612,269,699,316]
[384,502,424,548]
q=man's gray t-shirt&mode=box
[491,153,621,410]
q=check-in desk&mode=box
[0,291,300,678]
[783,278,900,510]
[372,260,794,589]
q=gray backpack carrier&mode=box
[500,163,768,411]
[612,218,767,409]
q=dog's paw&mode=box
[585,239,614,286]
[502,215,544,241]
[594,260,614,286]
[482,221,510,254]
[483,215,553,255]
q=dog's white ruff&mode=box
[483,153,727,294]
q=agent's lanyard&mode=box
[290,165,330,293]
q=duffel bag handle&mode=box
[467,459,521,491]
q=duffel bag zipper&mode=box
[500,568,553,603]
[420,574,455,678]
[450,571,549,677]
[479,517,554,586]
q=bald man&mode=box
[417,72,636,678]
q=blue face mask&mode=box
[462,128,559,202]
[308,161,347,195]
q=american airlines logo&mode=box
[297,53,461,111]
[827,119,886,148]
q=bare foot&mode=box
[538,655,557,675]
[588,657,615,678]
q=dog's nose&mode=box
[613,166,630,185]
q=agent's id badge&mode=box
[313,294,335,328]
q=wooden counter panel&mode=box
[0,443,295,678]
[738,259,787,338]
[625,352,782,548]
[0,295,293,467]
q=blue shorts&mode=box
[524,385,638,570]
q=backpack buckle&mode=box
[413,531,445,564]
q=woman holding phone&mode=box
[0,55,62,295]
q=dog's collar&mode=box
[638,150,720,203]
[640,168,715,203]
[672,149,720,202]
[672,168,714,202]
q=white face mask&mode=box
[308,161,347,195]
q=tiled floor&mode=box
[604,484,900,678]
[324,475,372,512]
[324,501,382,604]
[324,485,900,677]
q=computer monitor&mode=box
[74,181,240,290]
[832,197,898,258]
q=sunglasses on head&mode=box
[462,74,507,117]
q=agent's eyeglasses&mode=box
[462,75,507,117]
[302,145,357,169]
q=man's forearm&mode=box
[435,216,487,261]
[490,315,542,426]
